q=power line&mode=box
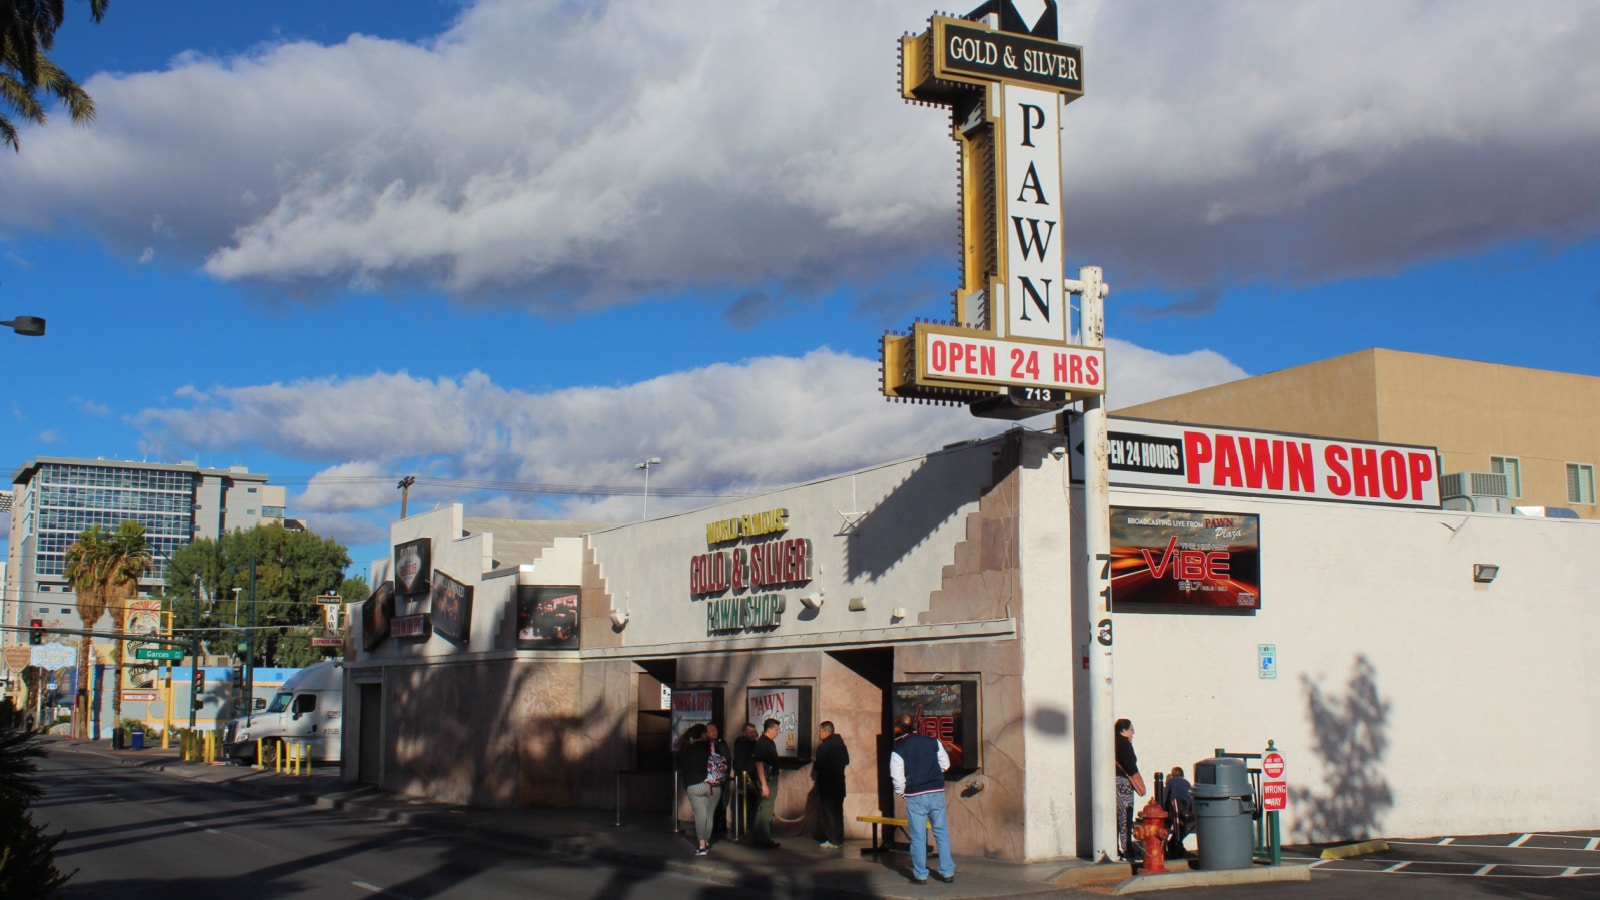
[268,473,757,499]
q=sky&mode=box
[3,0,1598,576]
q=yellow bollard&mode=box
[275,741,284,774]
[255,738,264,770]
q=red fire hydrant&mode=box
[1131,796,1170,874]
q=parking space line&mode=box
[1473,865,1495,875]
[1586,838,1600,851]
[1382,862,1410,872]
[1510,834,1533,847]
[1561,867,1578,876]
[1437,837,1454,845]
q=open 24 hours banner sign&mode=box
[1110,507,1261,610]
[1071,417,1441,508]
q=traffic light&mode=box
[192,670,206,709]
[29,619,43,645]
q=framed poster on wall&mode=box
[428,569,473,645]
[892,681,979,773]
[393,538,432,596]
[1110,507,1261,610]
[360,581,395,652]
[516,586,580,648]
[747,685,813,760]
[669,687,725,752]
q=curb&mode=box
[1320,839,1389,859]
[1111,863,1312,894]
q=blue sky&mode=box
[4,0,1598,575]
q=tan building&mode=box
[1116,348,1600,518]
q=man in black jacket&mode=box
[813,721,850,848]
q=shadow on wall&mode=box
[845,434,1015,584]
[1290,654,1393,843]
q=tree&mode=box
[1,0,109,153]
[62,524,110,740]
[166,523,353,669]
[62,520,149,740]
[0,726,74,896]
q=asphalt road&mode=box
[1166,833,1600,900]
[32,748,738,900]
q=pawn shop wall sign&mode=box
[884,1,1104,418]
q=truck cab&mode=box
[223,660,343,764]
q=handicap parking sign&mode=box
[1258,643,1277,679]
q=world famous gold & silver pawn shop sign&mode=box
[883,1,1107,420]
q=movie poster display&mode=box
[892,681,978,772]
[427,569,473,644]
[394,538,432,596]
[516,586,580,649]
[361,581,396,652]
[1110,507,1261,610]
[669,687,724,752]
[747,686,813,760]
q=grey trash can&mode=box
[1192,757,1255,870]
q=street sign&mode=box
[135,648,184,661]
[1262,781,1287,812]
[1263,751,1285,779]
[310,638,344,647]
[121,691,159,702]
[31,642,75,671]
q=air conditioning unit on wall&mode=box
[1440,471,1511,513]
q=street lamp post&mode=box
[2,315,46,336]
[634,457,662,520]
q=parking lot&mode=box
[1305,831,1600,881]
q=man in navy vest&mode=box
[890,715,955,885]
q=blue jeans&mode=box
[904,791,954,880]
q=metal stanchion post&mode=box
[615,771,624,827]
[672,771,681,833]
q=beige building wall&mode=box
[1117,348,1600,518]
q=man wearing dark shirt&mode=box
[751,718,782,848]
[813,721,849,848]
[731,722,759,838]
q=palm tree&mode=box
[62,524,110,740]
[1,0,109,153]
[102,522,151,732]
[62,521,150,741]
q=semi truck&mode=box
[222,660,343,764]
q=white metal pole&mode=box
[1075,265,1117,862]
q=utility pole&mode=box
[397,475,416,519]
[1069,266,1117,862]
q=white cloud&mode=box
[135,344,1243,517]
[2,0,1595,304]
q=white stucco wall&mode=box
[1087,487,1600,841]
[587,442,1001,651]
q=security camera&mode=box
[1049,446,1067,460]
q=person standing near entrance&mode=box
[706,723,732,840]
[677,724,719,856]
[732,722,760,837]
[813,721,849,848]
[891,715,954,885]
[1115,718,1146,860]
[750,717,783,848]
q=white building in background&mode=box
[4,457,285,637]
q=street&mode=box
[35,747,737,900]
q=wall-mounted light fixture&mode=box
[891,607,908,622]
[848,596,867,612]
[799,591,825,610]
[1472,564,1499,584]
[610,608,631,629]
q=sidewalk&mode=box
[49,737,1308,898]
